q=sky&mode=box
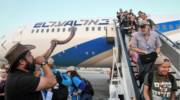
[0,0,180,36]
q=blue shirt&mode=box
[41,67,72,86]
[68,76,83,100]
[41,67,72,99]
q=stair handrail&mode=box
[114,20,142,100]
[155,30,180,49]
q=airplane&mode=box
[0,16,179,68]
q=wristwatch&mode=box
[41,61,48,67]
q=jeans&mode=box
[137,58,154,87]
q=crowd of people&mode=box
[117,9,155,32]
[117,9,178,100]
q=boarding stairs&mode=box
[108,20,141,100]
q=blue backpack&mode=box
[71,77,94,96]
[81,78,94,96]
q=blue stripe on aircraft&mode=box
[52,37,113,66]
[156,20,180,33]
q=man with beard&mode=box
[143,56,177,100]
[5,42,57,100]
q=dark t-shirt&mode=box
[5,69,42,100]
[144,71,177,100]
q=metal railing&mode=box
[156,30,180,72]
[156,30,180,49]
[112,20,142,100]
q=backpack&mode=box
[71,76,94,96]
[81,78,94,96]
[51,71,69,100]
[147,71,175,89]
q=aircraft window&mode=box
[46,29,49,33]
[169,25,174,29]
[98,27,101,31]
[63,28,66,32]
[86,27,89,31]
[162,25,167,30]
[92,27,95,31]
[41,29,44,33]
[51,28,55,32]
[36,29,39,33]
[68,28,71,32]
[156,25,160,30]
[20,30,23,35]
[31,30,34,33]
[57,28,60,32]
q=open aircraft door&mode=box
[105,21,116,43]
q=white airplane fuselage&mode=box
[0,18,179,68]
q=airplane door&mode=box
[106,24,116,43]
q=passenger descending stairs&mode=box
[156,30,180,99]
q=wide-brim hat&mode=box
[5,43,35,71]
